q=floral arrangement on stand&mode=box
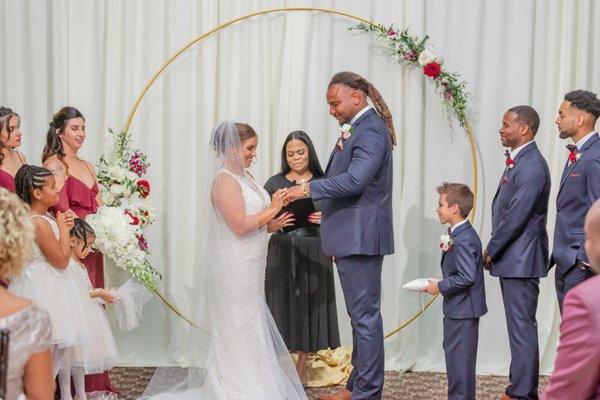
[351,23,471,130]
[87,130,197,327]
[86,129,160,291]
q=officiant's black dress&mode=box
[264,174,340,353]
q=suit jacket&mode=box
[487,142,551,278]
[551,132,600,272]
[541,274,600,400]
[310,108,394,258]
[438,221,488,319]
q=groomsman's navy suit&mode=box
[551,131,600,309]
[487,141,551,400]
[310,107,393,400]
[438,220,487,400]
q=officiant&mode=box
[264,130,340,387]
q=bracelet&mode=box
[301,182,310,197]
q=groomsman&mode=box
[484,106,550,400]
[550,90,600,310]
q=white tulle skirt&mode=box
[61,261,119,374]
[9,261,91,350]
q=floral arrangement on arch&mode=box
[351,23,471,129]
[85,129,160,292]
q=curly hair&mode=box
[0,188,34,282]
[564,90,600,120]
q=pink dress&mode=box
[53,174,118,396]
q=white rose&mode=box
[418,49,438,67]
[340,123,353,134]
[110,184,124,195]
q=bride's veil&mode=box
[139,120,259,397]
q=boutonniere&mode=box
[504,150,514,169]
[567,145,582,166]
[337,124,355,150]
[440,233,454,252]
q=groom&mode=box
[287,71,395,400]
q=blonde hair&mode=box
[0,188,34,282]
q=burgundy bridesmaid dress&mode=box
[53,174,118,396]
[0,169,16,192]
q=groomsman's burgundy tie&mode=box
[504,150,514,169]
[566,144,578,165]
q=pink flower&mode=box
[444,90,453,101]
[403,51,417,61]
[387,27,398,38]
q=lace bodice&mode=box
[214,170,271,266]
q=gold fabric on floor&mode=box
[292,347,353,388]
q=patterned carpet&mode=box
[110,367,549,399]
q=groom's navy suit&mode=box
[311,107,393,400]
[487,142,551,400]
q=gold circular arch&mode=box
[122,6,479,339]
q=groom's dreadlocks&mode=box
[329,71,396,147]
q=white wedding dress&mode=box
[142,167,307,400]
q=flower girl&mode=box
[59,218,119,400]
[8,165,91,382]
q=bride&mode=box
[141,121,308,400]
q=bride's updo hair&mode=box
[212,121,257,156]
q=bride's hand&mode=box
[270,189,288,212]
[267,212,295,232]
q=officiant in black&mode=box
[264,130,340,386]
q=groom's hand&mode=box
[286,185,305,203]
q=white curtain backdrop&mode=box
[1,0,599,375]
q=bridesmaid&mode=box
[264,131,340,386]
[0,107,26,192]
[41,106,117,397]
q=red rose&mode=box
[423,62,442,78]
[137,179,150,198]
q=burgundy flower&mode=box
[129,151,148,176]
[423,62,442,78]
[387,27,398,38]
[137,179,150,198]
[137,234,149,252]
